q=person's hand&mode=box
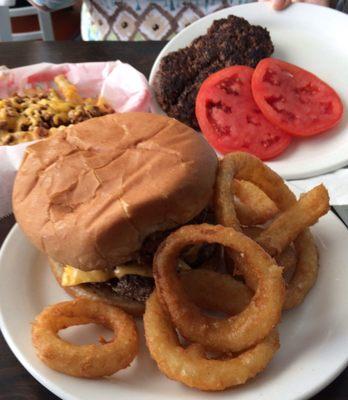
[260,0,329,11]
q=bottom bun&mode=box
[49,258,145,317]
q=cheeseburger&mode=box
[13,112,218,315]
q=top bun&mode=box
[13,112,217,270]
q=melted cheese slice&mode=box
[61,263,153,287]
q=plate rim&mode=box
[0,224,80,400]
[148,2,348,180]
[0,217,348,400]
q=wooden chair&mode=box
[0,2,54,41]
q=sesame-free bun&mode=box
[13,112,218,270]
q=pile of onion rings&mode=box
[145,151,329,391]
[144,287,279,391]
[215,152,329,309]
[153,224,284,353]
[144,269,278,392]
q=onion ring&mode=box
[214,152,328,309]
[284,230,318,309]
[276,244,297,280]
[32,298,138,378]
[240,227,317,310]
[183,262,299,318]
[214,152,296,232]
[181,269,252,315]
[234,179,279,226]
[243,226,297,278]
[257,184,329,256]
[144,290,279,391]
[241,226,315,308]
[153,223,284,352]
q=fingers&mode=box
[263,0,329,10]
[271,0,292,10]
[302,0,330,5]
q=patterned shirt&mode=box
[29,0,254,40]
[28,0,347,41]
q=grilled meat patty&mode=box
[84,208,216,303]
[88,275,155,303]
[154,15,274,129]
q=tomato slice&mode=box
[252,58,343,137]
[195,66,291,160]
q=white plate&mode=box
[0,211,348,400]
[149,3,348,180]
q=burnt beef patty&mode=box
[154,15,274,129]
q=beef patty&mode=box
[154,15,274,129]
[84,208,216,303]
[88,275,155,303]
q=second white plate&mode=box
[149,3,348,180]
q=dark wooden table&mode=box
[0,41,347,400]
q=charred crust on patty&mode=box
[154,15,274,129]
